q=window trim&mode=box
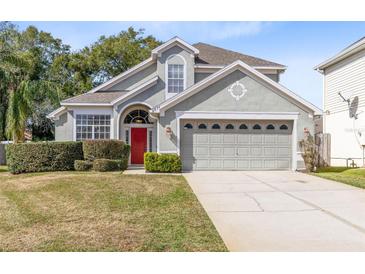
[165,54,187,99]
[225,124,234,130]
[75,114,112,141]
[198,123,207,129]
[211,123,221,130]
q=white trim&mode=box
[116,102,153,139]
[151,37,199,59]
[72,109,114,142]
[194,64,287,72]
[156,60,322,115]
[175,111,300,121]
[46,106,67,120]
[165,54,187,100]
[61,103,112,107]
[175,111,299,171]
[292,118,298,171]
[111,76,158,106]
[87,57,154,93]
[158,150,179,154]
[315,37,365,71]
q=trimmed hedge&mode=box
[93,158,122,172]
[144,152,182,173]
[6,142,83,174]
[74,160,93,171]
[83,140,130,161]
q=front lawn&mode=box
[0,170,226,251]
[313,167,365,189]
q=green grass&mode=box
[0,170,226,251]
[313,167,365,189]
[0,165,8,172]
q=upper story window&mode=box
[167,64,184,93]
[76,114,111,141]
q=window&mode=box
[253,124,261,130]
[239,124,248,130]
[212,124,221,129]
[266,124,275,130]
[124,109,151,124]
[280,124,289,130]
[225,124,234,130]
[167,64,184,93]
[125,129,129,145]
[149,130,153,152]
[184,123,193,129]
[76,114,111,141]
[198,123,207,129]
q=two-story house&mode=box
[315,37,365,167]
[48,37,321,171]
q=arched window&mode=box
[124,109,151,124]
[198,123,207,129]
[280,124,288,130]
[212,124,221,129]
[184,123,193,129]
[225,124,234,130]
[253,124,261,130]
[239,124,248,130]
[266,124,275,130]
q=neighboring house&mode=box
[315,37,365,167]
[48,37,321,171]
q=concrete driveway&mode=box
[184,171,365,251]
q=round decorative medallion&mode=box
[228,81,247,101]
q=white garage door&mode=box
[180,120,293,170]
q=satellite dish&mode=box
[349,96,359,119]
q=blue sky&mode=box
[16,21,365,108]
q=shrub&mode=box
[144,152,182,173]
[74,160,93,171]
[83,140,129,161]
[6,142,83,174]
[93,158,122,172]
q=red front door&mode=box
[131,128,147,164]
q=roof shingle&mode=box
[193,42,285,68]
[62,91,128,104]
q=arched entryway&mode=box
[119,104,156,165]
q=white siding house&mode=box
[315,37,365,167]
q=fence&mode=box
[315,133,331,167]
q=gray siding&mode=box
[55,111,74,141]
[106,63,157,91]
[158,70,314,167]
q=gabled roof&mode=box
[315,36,365,71]
[61,76,159,107]
[193,42,286,69]
[151,37,199,59]
[154,60,321,115]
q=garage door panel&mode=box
[210,134,222,144]
[264,135,276,144]
[264,159,276,169]
[237,135,250,144]
[196,146,209,156]
[223,134,235,144]
[196,134,209,144]
[180,120,292,171]
[223,159,235,169]
[237,147,250,156]
[278,147,291,156]
[223,147,235,156]
[264,147,276,156]
[251,147,262,156]
[237,159,250,169]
